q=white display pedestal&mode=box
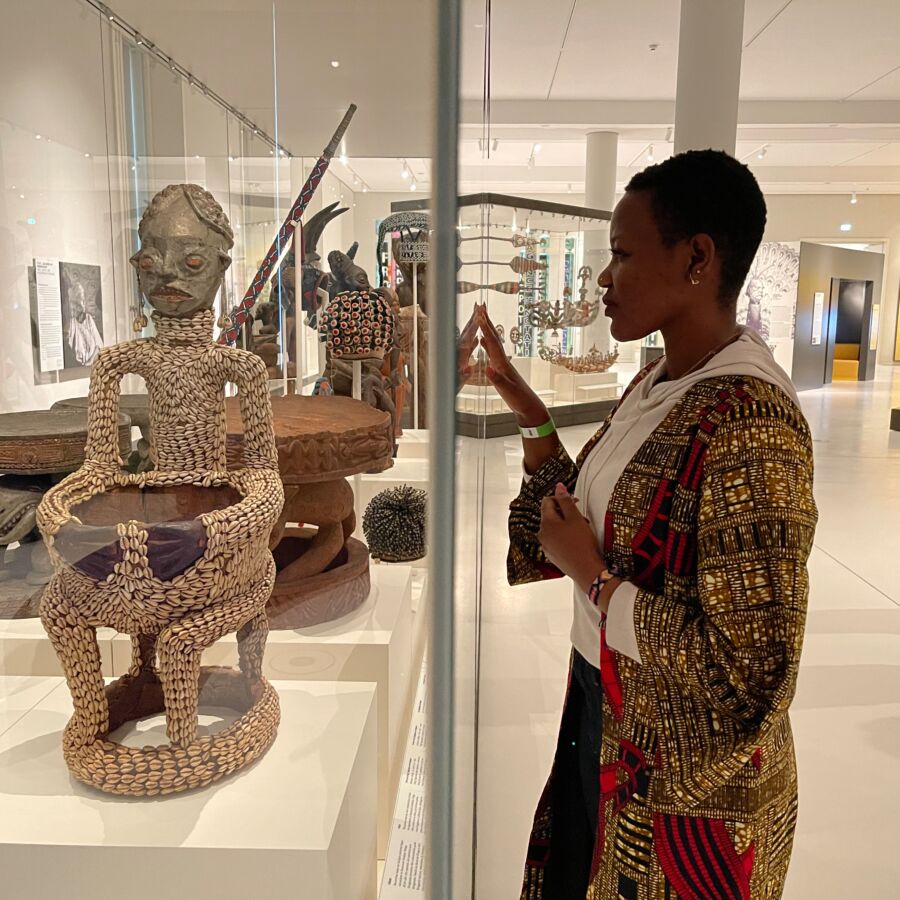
[0,678,378,900]
[511,356,554,391]
[551,370,622,404]
[109,565,413,859]
[396,428,429,461]
[0,619,116,678]
[456,383,557,414]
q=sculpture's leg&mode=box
[157,580,270,746]
[128,633,158,677]
[237,565,275,683]
[237,610,269,683]
[40,576,108,745]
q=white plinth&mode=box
[108,565,413,858]
[511,356,554,391]
[396,429,429,460]
[0,678,378,900]
[552,369,622,404]
[0,618,116,678]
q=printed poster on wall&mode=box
[33,258,104,372]
[812,292,825,346]
[34,258,64,372]
[736,242,801,374]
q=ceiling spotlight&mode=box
[195,154,200,159]
[840,223,853,232]
[534,143,542,154]
[228,155,236,161]
[567,183,573,193]
[647,145,655,162]
[19,193,24,200]
[136,36,144,46]
[757,146,768,159]
[850,192,858,205]
[401,165,410,180]
[331,60,340,68]
[339,153,348,165]
[410,182,418,192]
[35,134,41,140]
[353,175,360,186]
[665,126,674,142]
[84,152,90,158]
[363,185,368,193]
[492,138,499,152]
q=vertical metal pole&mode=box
[427,0,460,897]
[413,261,420,430]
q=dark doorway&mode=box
[830,279,873,382]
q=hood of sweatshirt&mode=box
[622,327,800,421]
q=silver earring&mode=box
[690,272,701,286]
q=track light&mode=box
[647,145,655,162]
[850,192,858,205]
[757,146,768,159]
[533,143,542,154]
[492,138,499,152]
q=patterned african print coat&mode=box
[508,365,817,900]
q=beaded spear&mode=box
[217,104,357,345]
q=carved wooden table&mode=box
[0,409,132,617]
[226,395,394,628]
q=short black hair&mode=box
[626,149,767,304]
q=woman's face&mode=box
[597,190,700,342]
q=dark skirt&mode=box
[540,650,604,899]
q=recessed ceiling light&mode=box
[840,223,853,232]
[331,60,340,68]
[84,152,90,158]
[35,134,41,140]
[19,193,25,199]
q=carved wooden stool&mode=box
[226,395,393,628]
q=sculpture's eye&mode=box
[185,255,205,271]
[139,254,155,271]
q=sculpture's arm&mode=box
[223,349,279,470]
[83,343,138,470]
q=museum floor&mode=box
[463,363,900,899]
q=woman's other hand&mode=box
[538,484,606,595]
[476,304,547,425]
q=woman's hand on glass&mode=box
[457,303,480,387]
[476,304,547,424]
[538,484,606,595]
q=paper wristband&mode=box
[519,419,556,439]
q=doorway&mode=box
[831,279,871,381]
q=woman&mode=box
[478,150,817,899]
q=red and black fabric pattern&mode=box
[653,813,753,900]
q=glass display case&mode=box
[0,2,451,898]
[391,194,630,437]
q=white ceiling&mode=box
[104,0,900,194]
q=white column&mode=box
[582,131,618,355]
[673,0,745,155]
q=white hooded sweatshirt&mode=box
[572,327,800,668]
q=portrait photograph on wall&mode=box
[59,261,103,369]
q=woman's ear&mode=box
[687,233,716,283]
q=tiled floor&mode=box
[464,366,900,899]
